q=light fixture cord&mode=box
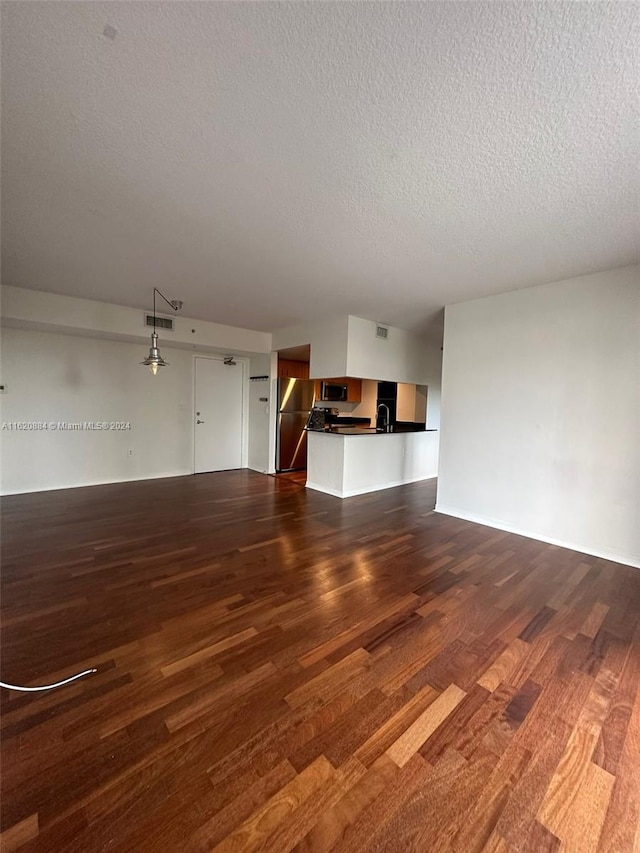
[0,668,97,692]
[152,287,180,327]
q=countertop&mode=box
[308,427,438,436]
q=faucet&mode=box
[377,403,391,432]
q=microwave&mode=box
[320,381,348,402]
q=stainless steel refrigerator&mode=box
[276,378,316,472]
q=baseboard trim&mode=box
[307,474,437,500]
[1,470,193,496]
[434,503,640,569]
[305,481,344,498]
[342,474,438,498]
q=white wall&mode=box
[247,354,272,473]
[272,315,349,379]
[1,287,277,490]
[2,285,272,355]
[437,265,640,568]
[346,317,442,429]
[0,327,255,494]
[346,316,431,385]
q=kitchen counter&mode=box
[312,427,437,436]
[322,427,378,435]
[306,428,439,498]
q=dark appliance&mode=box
[376,381,398,430]
[276,378,316,471]
[320,381,348,402]
[306,408,327,431]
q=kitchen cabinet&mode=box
[397,383,417,422]
[345,378,362,403]
[314,377,362,403]
[396,383,428,423]
[278,359,309,379]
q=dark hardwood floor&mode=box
[1,471,639,852]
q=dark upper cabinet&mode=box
[376,381,398,428]
[377,381,397,400]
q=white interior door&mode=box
[194,357,244,473]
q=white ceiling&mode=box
[2,2,638,339]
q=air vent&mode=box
[145,314,174,331]
[376,325,389,340]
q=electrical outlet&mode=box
[127,449,134,456]
[0,384,6,393]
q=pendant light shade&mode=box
[141,332,169,374]
[141,289,182,376]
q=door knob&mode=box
[196,419,205,424]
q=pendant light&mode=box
[141,288,183,375]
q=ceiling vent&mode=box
[375,325,389,340]
[145,314,175,332]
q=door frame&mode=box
[192,355,249,474]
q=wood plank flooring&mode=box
[1,470,639,852]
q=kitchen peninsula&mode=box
[305,378,438,498]
[306,428,438,498]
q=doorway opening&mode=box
[194,356,244,473]
[275,345,312,476]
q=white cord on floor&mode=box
[0,668,97,692]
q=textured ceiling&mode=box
[2,1,638,337]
